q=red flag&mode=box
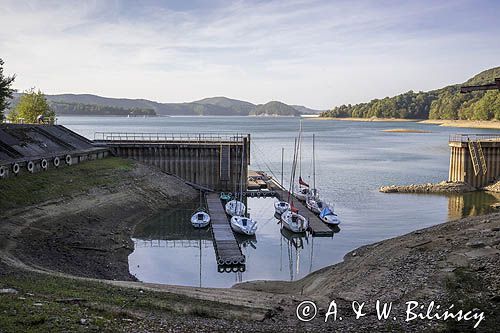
[290,201,299,213]
[299,176,309,187]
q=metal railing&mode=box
[94,132,247,143]
[449,134,500,142]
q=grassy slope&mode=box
[0,270,248,332]
[0,158,133,210]
[0,157,253,332]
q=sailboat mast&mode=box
[298,120,302,179]
[281,147,284,187]
[312,134,316,192]
[288,138,297,202]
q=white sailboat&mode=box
[305,134,323,214]
[280,135,308,233]
[191,211,210,228]
[225,145,246,217]
[274,201,290,215]
[225,200,246,217]
[230,216,257,235]
[191,191,211,228]
[281,209,308,233]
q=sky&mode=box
[0,0,499,109]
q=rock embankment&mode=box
[485,180,500,193]
[379,181,476,193]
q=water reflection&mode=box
[129,191,499,288]
[448,191,500,220]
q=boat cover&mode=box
[320,207,333,218]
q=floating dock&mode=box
[268,180,334,237]
[206,193,246,269]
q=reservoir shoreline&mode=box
[1,157,499,331]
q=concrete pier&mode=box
[448,134,500,188]
[95,132,250,192]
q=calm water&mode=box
[59,116,500,287]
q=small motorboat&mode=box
[281,210,308,233]
[191,211,211,228]
[274,201,290,215]
[230,216,257,236]
[219,192,232,201]
[225,200,246,216]
[306,195,325,214]
[319,207,340,225]
[294,187,310,201]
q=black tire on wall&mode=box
[53,156,60,167]
[41,159,48,170]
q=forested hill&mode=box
[321,66,500,120]
[9,93,319,117]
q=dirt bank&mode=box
[236,213,500,331]
[419,119,500,129]
[313,117,420,122]
[0,158,197,280]
[380,181,477,194]
[381,128,432,133]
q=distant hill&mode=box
[9,93,316,117]
[250,101,301,116]
[321,66,500,120]
[194,97,256,115]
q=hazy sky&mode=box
[0,0,498,109]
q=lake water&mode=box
[58,116,500,287]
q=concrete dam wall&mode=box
[95,132,250,192]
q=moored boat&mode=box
[319,206,340,225]
[230,216,257,235]
[225,199,245,217]
[281,210,308,233]
[306,193,326,214]
[274,201,290,215]
[294,187,310,201]
[191,211,211,228]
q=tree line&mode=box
[50,101,156,116]
[321,67,500,121]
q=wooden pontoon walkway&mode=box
[206,193,245,266]
[269,180,334,237]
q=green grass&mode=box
[0,270,249,332]
[0,157,133,210]
[444,267,498,332]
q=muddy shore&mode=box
[379,181,477,194]
[0,158,197,281]
[1,158,499,331]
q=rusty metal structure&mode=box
[460,78,500,93]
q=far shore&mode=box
[419,119,500,129]
[312,116,500,130]
[311,117,420,122]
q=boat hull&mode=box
[321,214,340,225]
[281,210,308,233]
[230,216,257,236]
[190,211,211,228]
[274,201,290,215]
[225,200,246,217]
